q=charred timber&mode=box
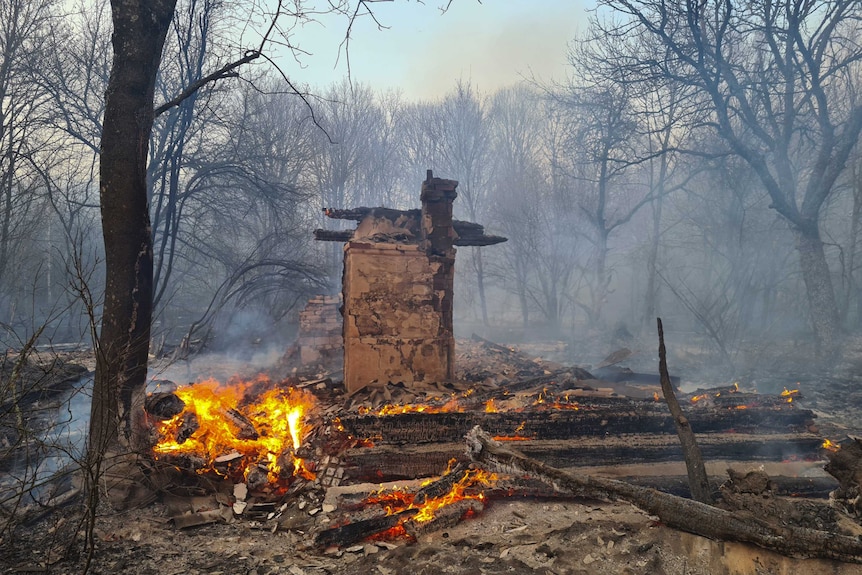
[323,206,413,221]
[466,427,862,563]
[315,508,418,548]
[338,405,814,446]
[339,435,824,483]
[314,227,506,247]
[412,462,468,505]
[318,206,506,247]
[314,229,353,242]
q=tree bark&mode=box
[795,223,840,356]
[90,0,177,475]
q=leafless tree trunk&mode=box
[596,0,862,353]
[90,0,175,473]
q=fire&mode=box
[364,468,498,526]
[781,387,799,403]
[822,438,840,452]
[691,394,708,403]
[359,394,465,416]
[152,377,317,484]
[485,399,498,413]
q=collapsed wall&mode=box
[298,295,343,367]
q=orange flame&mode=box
[781,387,799,403]
[822,438,840,452]
[485,399,498,413]
[365,468,498,525]
[359,393,466,416]
[152,377,316,483]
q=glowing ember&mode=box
[781,387,799,403]
[152,377,317,484]
[364,468,498,525]
[691,394,708,403]
[822,438,840,452]
[359,394,465,416]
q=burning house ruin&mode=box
[138,172,862,571]
[314,170,506,393]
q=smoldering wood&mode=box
[144,392,185,420]
[175,412,199,444]
[824,437,862,493]
[314,508,419,548]
[223,407,258,440]
[657,317,712,504]
[466,427,862,563]
[824,437,862,516]
[339,435,825,483]
[402,499,484,539]
[337,403,814,446]
[412,462,468,505]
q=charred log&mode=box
[338,404,814,446]
[412,463,468,505]
[175,412,199,444]
[144,392,185,420]
[467,427,862,563]
[403,499,483,539]
[315,508,418,548]
[224,407,258,440]
[340,435,824,483]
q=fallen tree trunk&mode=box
[466,426,862,563]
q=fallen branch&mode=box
[465,426,862,563]
[657,318,712,504]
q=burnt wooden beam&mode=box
[466,427,862,563]
[338,404,815,446]
[318,207,506,246]
[453,234,507,247]
[339,434,825,483]
[314,229,353,242]
[315,508,418,548]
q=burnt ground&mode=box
[3,335,862,574]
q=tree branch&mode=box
[154,50,261,117]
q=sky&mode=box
[277,0,591,100]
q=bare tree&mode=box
[0,0,58,325]
[596,0,862,353]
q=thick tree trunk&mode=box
[795,224,840,356]
[90,0,176,497]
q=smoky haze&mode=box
[2,0,861,392]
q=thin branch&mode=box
[154,50,260,117]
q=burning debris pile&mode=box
[139,334,850,562]
[147,376,319,493]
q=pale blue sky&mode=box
[277,1,591,100]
